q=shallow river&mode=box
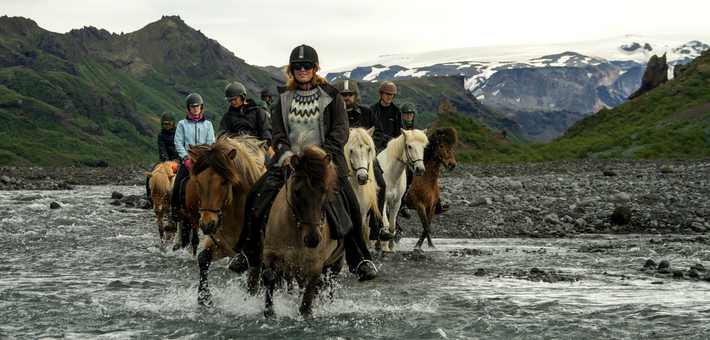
[2,186,710,339]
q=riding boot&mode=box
[368,210,394,241]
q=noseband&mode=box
[198,184,231,229]
[285,172,326,231]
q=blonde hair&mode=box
[283,62,328,91]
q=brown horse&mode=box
[405,127,458,249]
[145,160,178,242]
[188,136,265,307]
[261,145,346,317]
[171,173,201,255]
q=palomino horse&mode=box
[188,136,265,307]
[344,127,381,244]
[376,128,428,252]
[261,145,346,317]
[145,160,178,242]
[405,127,458,249]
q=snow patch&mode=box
[363,66,390,81]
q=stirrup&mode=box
[228,253,250,274]
[356,260,378,274]
[378,228,395,241]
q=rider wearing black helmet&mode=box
[260,88,273,106]
[218,82,272,153]
[230,44,379,281]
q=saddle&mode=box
[179,176,190,209]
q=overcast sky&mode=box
[4,0,710,71]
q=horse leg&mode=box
[156,211,165,240]
[172,220,184,251]
[262,257,278,318]
[246,266,260,295]
[425,205,436,248]
[190,221,199,257]
[414,204,430,249]
[299,270,321,317]
[383,201,399,253]
[197,249,214,307]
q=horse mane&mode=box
[223,135,267,167]
[345,128,381,219]
[188,137,262,189]
[424,127,459,160]
[149,160,177,192]
[385,129,429,163]
[344,128,377,170]
[292,145,338,203]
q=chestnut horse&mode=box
[344,127,381,245]
[188,136,265,307]
[405,127,458,249]
[261,145,346,317]
[145,160,178,242]
[376,128,428,252]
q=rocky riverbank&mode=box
[398,157,710,240]
[3,158,710,241]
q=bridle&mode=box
[396,132,423,169]
[197,182,236,257]
[285,172,326,231]
[349,146,371,179]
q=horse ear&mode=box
[400,128,406,135]
[169,174,175,179]
[145,172,153,177]
[290,155,300,170]
[422,128,428,134]
[324,153,332,165]
[367,126,375,136]
[228,149,237,161]
[257,140,267,149]
[187,147,200,162]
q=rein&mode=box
[285,170,326,231]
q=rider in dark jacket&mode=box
[146,110,179,207]
[217,82,272,152]
[370,81,405,150]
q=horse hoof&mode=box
[264,309,275,318]
[198,293,214,308]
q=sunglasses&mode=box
[340,92,355,97]
[292,62,314,71]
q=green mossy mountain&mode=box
[437,50,710,163]
[0,15,285,167]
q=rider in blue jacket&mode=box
[168,93,216,227]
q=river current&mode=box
[2,185,709,339]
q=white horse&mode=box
[376,128,428,252]
[344,127,381,246]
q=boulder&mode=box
[610,206,631,225]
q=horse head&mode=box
[401,128,429,176]
[346,127,376,186]
[431,128,458,172]
[189,138,261,236]
[288,146,337,249]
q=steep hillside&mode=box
[0,15,285,167]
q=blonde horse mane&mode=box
[384,129,429,164]
[222,135,267,167]
[188,137,262,189]
[148,160,178,192]
[345,128,381,219]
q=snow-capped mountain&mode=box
[323,36,709,117]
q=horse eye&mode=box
[408,145,412,149]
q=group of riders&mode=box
[145,44,446,282]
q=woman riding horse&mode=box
[230,44,378,281]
